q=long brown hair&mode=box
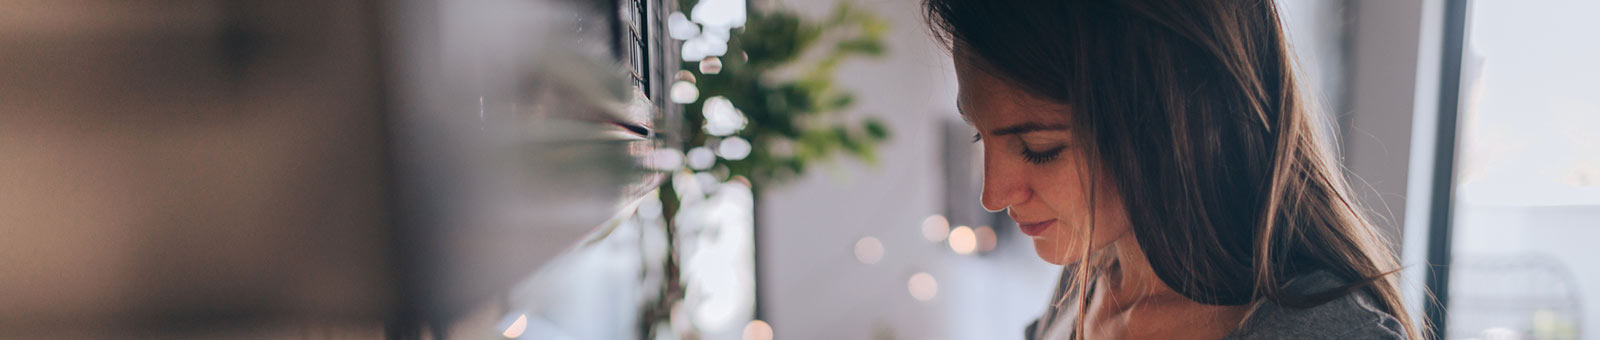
[925,0,1419,338]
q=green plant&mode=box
[639,2,890,339]
[678,0,891,189]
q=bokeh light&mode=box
[682,36,710,61]
[667,12,700,40]
[921,215,950,242]
[948,226,976,255]
[670,81,700,104]
[501,314,528,339]
[687,147,716,170]
[974,226,997,253]
[700,56,724,74]
[908,272,938,302]
[853,236,884,264]
[702,96,747,136]
[690,0,747,28]
[718,136,752,160]
[743,320,773,340]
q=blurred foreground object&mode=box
[0,0,678,337]
[630,1,892,339]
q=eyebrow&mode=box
[992,122,1072,136]
[958,105,1071,136]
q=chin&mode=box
[1031,238,1076,265]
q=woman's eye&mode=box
[971,133,983,143]
[1019,145,1065,164]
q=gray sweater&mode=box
[1025,270,1408,339]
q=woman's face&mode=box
[953,55,1134,265]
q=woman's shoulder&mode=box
[1224,271,1407,340]
[1027,269,1407,340]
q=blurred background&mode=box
[0,0,1595,339]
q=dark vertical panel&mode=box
[1424,0,1472,337]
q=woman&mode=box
[925,0,1420,339]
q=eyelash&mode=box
[972,133,1065,165]
[1020,146,1065,164]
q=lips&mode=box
[1017,219,1056,237]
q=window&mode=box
[1442,1,1600,339]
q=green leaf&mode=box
[825,94,856,111]
[864,118,889,140]
[836,38,885,56]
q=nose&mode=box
[979,145,1029,213]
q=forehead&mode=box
[953,57,1071,127]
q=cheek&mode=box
[1081,166,1133,242]
[1028,154,1132,260]
[1032,154,1097,221]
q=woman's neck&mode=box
[1100,235,1183,305]
[1081,235,1250,339]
